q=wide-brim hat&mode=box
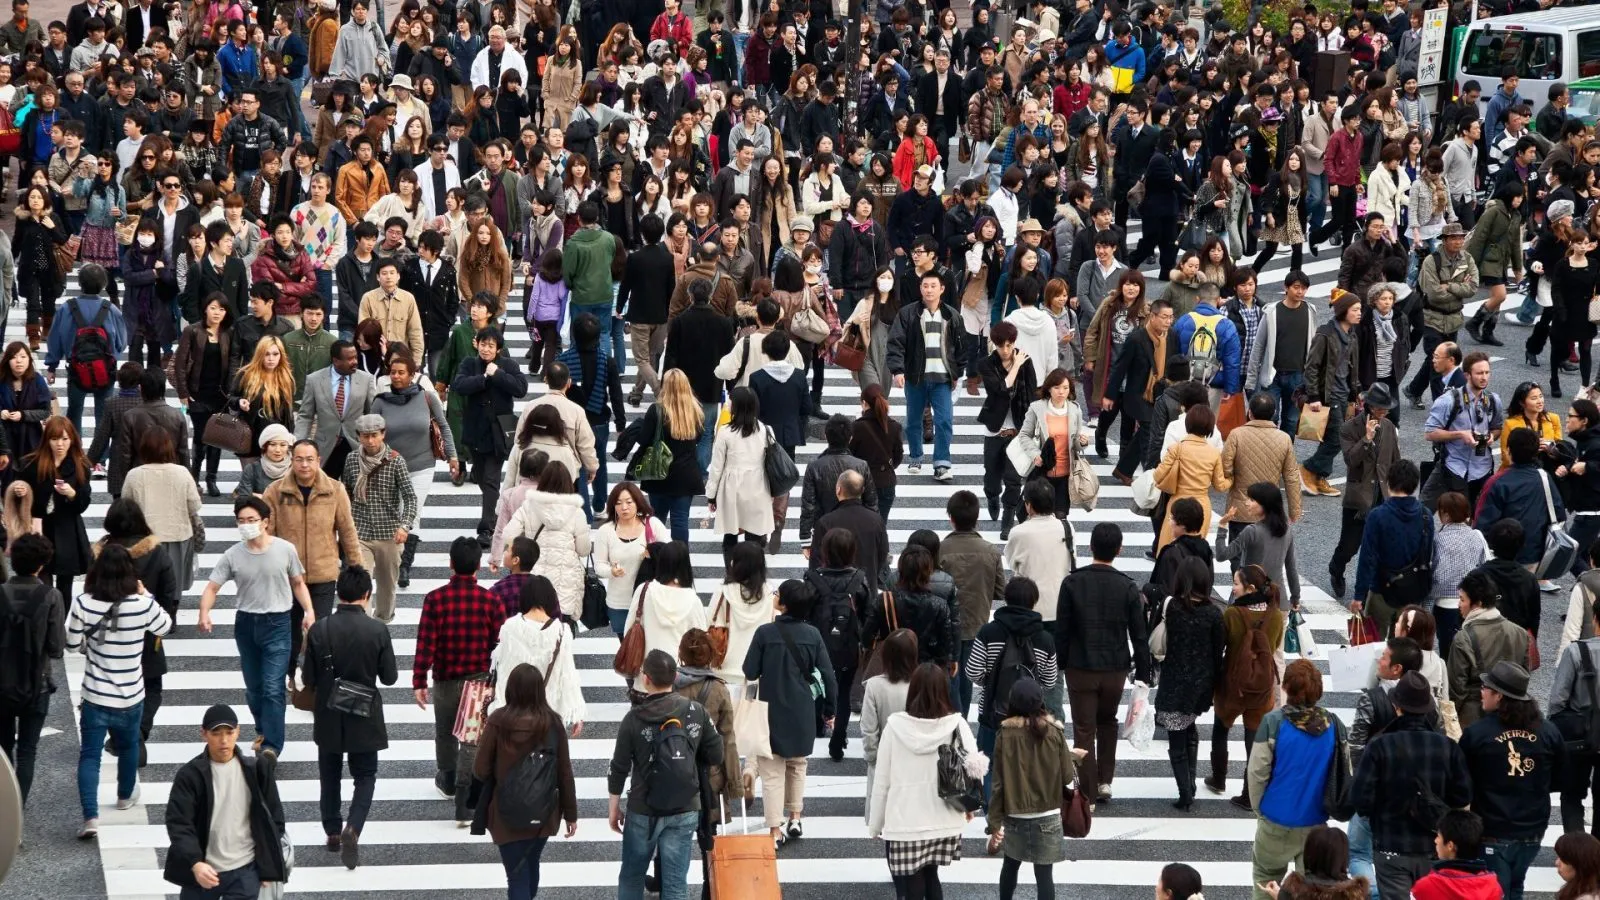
[389,73,414,92]
[1017,217,1045,235]
[1481,661,1531,702]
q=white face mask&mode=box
[806,263,822,275]
[137,234,155,248]
[876,276,894,292]
[237,522,263,541]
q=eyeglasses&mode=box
[161,182,181,189]
[139,154,155,160]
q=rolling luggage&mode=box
[707,795,779,900]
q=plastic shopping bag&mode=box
[1119,682,1154,753]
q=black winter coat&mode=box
[749,366,810,449]
[885,299,966,384]
[450,352,530,457]
[863,584,955,665]
[977,350,1039,433]
[614,402,706,498]
[1152,596,1224,716]
[804,565,871,669]
[302,603,399,754]
[164,751,288,887]
[828,216,891,292]
[1137,151,1190,220]
[812,499,890,594]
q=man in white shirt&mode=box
[470,25,528,90]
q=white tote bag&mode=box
[732,680,772,760]
[1328,643,1382,693]
[1130,468,1162,513]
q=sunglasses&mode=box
[161,182,181,189]
[139,154,156,160]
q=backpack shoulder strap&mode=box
[70,298,87,327]
[91,301,111,327]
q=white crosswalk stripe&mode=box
[40,236,1563,900]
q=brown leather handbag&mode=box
[833,325,867,372]
[202,411,255,455]
[613,583,650,679]
[1061,783,1093,838]
[707,593,731,668]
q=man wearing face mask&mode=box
[197,496,320,757]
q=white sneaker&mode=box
[907,462,923,475]
[78,819,99,839]
[1540,579,1560,593]
[116,784,140,810]
[933,466,953,483]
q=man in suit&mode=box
[401,231,459,378]
[296,340,378,478]
[1103,298,1176,485]
[121,0,166,54]
[915,49,964,161]
[1111,101,1160,251]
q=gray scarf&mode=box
[354,444,392,503]
[1374,308,1397,345]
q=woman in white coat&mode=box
[1013,368,1090,516]
[708,542,777,690]
[868,662,986,897]
[860,628,918,825]
[706,387,777,554]
[592,483,668,638]
[502,464,593,620]
[1366,143,1412,242]
[622,541,708,694]
[489,574,587,733]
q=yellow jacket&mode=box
[1499,411,1561,470]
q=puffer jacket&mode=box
[502,491,593,621]
[259,469,363,585]
[525,274,568,324]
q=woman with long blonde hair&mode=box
[2,480,34,551]
[22,416,93,598]
[458,218,515,309]
[619,368,706,542]
[229,336,296,466]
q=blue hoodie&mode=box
[1171,303,1243,395]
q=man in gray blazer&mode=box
[295,341,377,478]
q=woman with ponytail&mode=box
[849,384,904,522]
[1206,564,1285,810]
[1215,482,1301,609]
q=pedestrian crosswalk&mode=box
[39,246,1565,900]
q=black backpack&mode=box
[495,722,562,829]
[982,630,1039,729]
[0,584,50,714]
[640,714,699,815]
[808,569,864,669]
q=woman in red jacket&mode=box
[892,114,942,191]
[251,215,319,324]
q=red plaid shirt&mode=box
[488,573,530,623]
[413,575,502,690]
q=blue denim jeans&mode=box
[977,722,997,806]
[178,862,260,900]
[582,419,610,521]
[697,400,719,474]
[1485,838,1542,900]
[904,380,953,467]
[1306,171,1328,233]
[236,610,292,753]
[68,384,113,462]
[78,700,143,819]
[1266,371,1306,439]
[1347,814,1380,900]
[290,75,312,139]
[618,809,698,900]
[608,606,629,638]
[649,492,693,544]
[955,638,975,719]
[499,836,550,900]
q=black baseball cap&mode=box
[202,704,239,731]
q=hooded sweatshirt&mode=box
[1410,860,1503,900]
[606,689,724,815]
[1005,305,1061,385]
[708,579,777,687]
[622,582,708,693]
[488,614,586,729]
[868,711,985,841]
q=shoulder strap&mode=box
[70,298,87,327]
[91,301,110,327]
[542,617,563,681]
[882,590,899,632]
[775,620,811,681]
[1540,470,1559,522]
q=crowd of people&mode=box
[8,0,1600,897]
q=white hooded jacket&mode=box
[503,491,593,619]
[1005,305,1061,384]
[623,581,709,693]
[868,711,986,841]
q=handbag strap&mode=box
[882,590,900,632]
[712,593,729,627]
[1540,469,1559,522]
[775,620,812,687]
[542,617,563,681]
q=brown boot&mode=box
[770,493,789,554]
[1300,466,1320,496]
[25,323,39,351]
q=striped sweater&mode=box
[66,592,173,709]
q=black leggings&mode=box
[188,405,222,478]
[1552,320,1596,394]
[892,864,945,900]
[722,533,767,553]
[1000,858,1055,900]
[1252,240,1303,273]
[130,334,162,371]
